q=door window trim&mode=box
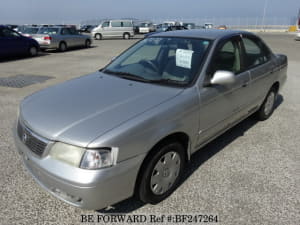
[239,34,272,71]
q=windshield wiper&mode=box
[148,78,187,85]
[103,69,151,82]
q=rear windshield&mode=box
[38,28,59,34]
[23,27,39,34]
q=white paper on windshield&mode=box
[176,49,194,69]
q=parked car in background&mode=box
[91,20,134,40]
[165,25,187,31]
[144,25,187,37]
[0,25,39,57]
[32,26,92,51]
[155,24,169,32]
[295,30,300,40]
[79,25,96,33]
[217,25,228,30]
[183,23,196,29]
[138,22,156,34]
[21,26,41,37]
[204,23,214,29]
[14,29,287,210]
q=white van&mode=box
[91,20,134,40]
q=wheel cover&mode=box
[60,43,66,51]
[264,92,275,115]
[150,151,181,195]
[30,47,37,56]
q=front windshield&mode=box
[38,28,59,34]
[140,23,149,27]
[103,37,211,86]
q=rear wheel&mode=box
[137,141,185,204]
[59,42,67,52]
[256,87,277,121]
[28,46,38,57]
[95,33,102,40]
[123,33,130,40]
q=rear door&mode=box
[61,28,75,47]
[240,35,275,107]
[69,28,84,46]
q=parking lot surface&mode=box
[0,33,299,225]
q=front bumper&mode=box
[13,126,145,210]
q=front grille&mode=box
[17,121,48,156]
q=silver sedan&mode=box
[14,30,287,210]
[33,26,92,51]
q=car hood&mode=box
[20,72,183,147]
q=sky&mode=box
[0,0,299,25]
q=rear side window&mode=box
[61,28,71,35]
[122,21,132,27]
[38,28,59,34]
[242,37,270,68]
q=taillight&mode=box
[44,36,52,40]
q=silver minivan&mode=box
[91,20,134,40]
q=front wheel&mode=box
[137,141,185,204]
[95,33,102,40]
[123,33,130,40]
[85,39,91,48]
[28,46,38,57]
[256,88,277,121]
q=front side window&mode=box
[102,22,110,28]
[242,37,270,68]
[210,39,241,75]
[103,37,211,86]
[0,28,21,38]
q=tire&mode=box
[59,42,67,52]
[95,33,102,40]
[137,141,186,204]
[28,46,38,57]
[85,39,91,48]
[256,87,277,121]
[123,33,130,40]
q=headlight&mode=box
[49,142,118,169]
[49,142,85,167]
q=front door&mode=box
[197,35,251,147]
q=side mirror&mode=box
[210,70,235,86]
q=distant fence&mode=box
[81,17,297,32]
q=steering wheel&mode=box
[140,60,159,73]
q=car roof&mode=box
[150,29,253,40]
